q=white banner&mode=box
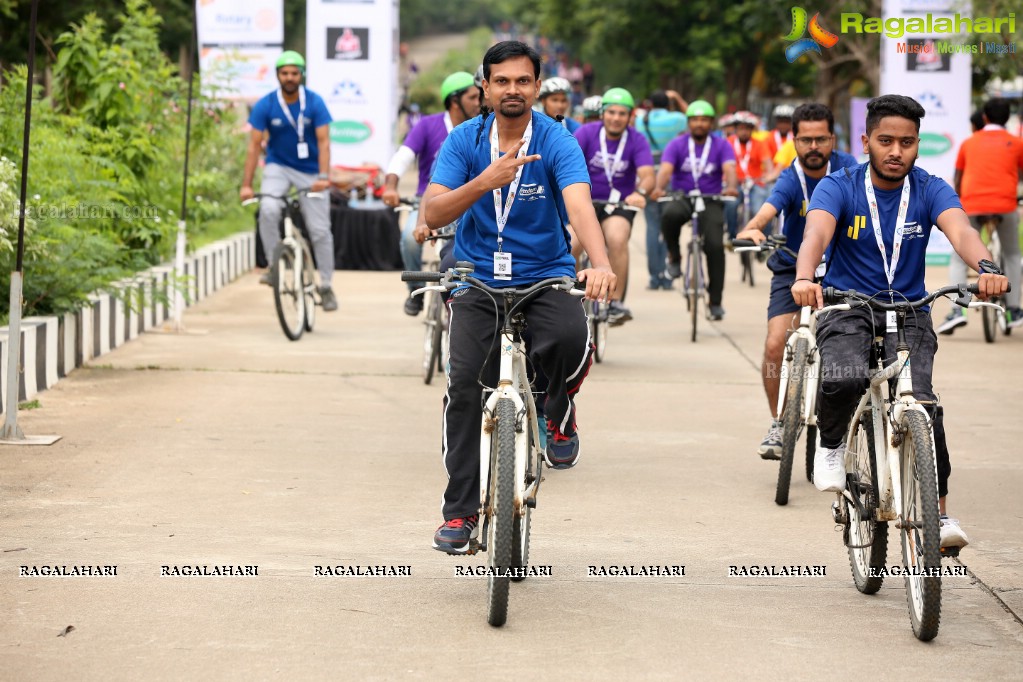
[879,0,972,264]
[305,0,399,169]
[196,0,283,102]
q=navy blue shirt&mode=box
[766,150,858,267]
[249,88,332,175]
[808,163,962,301]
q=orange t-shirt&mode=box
[955,127,1023,214]
[728,135,770,185]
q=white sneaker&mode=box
[939,516,970,549]
[813,443,846,492]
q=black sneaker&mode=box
[665,261,682,280]
[404,295,423,316]
[709,305,725,321]
[544,404,580,470]
[319,287,338,312]
[936,310,966,335]
[432,514,479,554]
[607,301,633,326]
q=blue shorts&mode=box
[768,263,800,320]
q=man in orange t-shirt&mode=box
[726,111,774,238]
[938,98,1023,334]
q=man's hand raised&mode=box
[475,138,542,192]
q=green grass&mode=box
[190,203,252,250]
[18,399,41,410]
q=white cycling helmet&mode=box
[582,95,603,114]
[474,64,484,88]
[733,110,760,127]
[773,104,795,118]
[539,77,572,99]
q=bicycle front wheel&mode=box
[900,409,942,641]
[776,338,807,506]
[271,243,305,341]
[422,292,442,384]
[846,412,888,594]
[486,397,516,627]
[805,424,817,482]
[982,300,998,343]
[687,241,699,343]
[591,301,608,363]
[742,251,755,287]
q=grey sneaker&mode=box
[758,420,783,460]
[936,310,967,335]
[665,261,682,280]
[319,287,338,312]
[709,305,725,321]
[258,270,272,286]
[607,301,633,326]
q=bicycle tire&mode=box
[688,241,699,343]
[900,409,942,641]
[486,397,516,627]
[511,505,531,583]
[302,244,316,333]
[982,301,997,343]
[742,251,755,287]
[776,338,807,506]
[422,292,441,384]
[846,412,888,595]
[805,425,817,483]
[271,243,305,341]
[592,301,608,363]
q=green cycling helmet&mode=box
[601,87,635,111]
[687,100,716,117]
[441,71,476,104]
[276,50,305,71]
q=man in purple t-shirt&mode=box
[651,99,738,320]
[574,87,654,325]
[382,71,480,315]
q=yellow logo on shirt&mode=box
[800,200,807,217]
[847,215,866,239]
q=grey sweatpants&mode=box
[947,212,1021,310]
[258,163,335,286]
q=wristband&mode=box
[789,278,813,289]
[317,173,329,180]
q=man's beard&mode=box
[800,151,827,170]
[281,81,299,94]
[869,151,915,183]
[499,98,527,117]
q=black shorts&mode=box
[593,201,638,227]
[767,254,800,320]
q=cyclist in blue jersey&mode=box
[382,71,480,315]
[736,103,857,458]
[241,51,338,311]
[793,95,1008,549]
[421,41,616,554]
[635,90,688,290]
[535,77,581,133]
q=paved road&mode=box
[2,217,1022,678]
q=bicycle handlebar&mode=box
[657,191,739,203]
[729,235,798,261]
[821,282,1010,311]
[594,199,641,212]
[242,190,324,207]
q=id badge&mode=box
[886,311,898,333]
[494,251,512,280]
[693,196,706,213]
[297,142,310,159]
[814,260,827,279]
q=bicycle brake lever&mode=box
[953,283,972,308]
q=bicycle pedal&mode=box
[466,539,482,555]
[939,546,961,558]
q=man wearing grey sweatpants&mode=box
[241,50,338,311]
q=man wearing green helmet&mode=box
[652,99,739,321]
[241,50,338,311]
[573,87,655,325]
[382,71,480,315]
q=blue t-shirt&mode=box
[635,109,687,160]
[808,163,962,301]
[766,150,858,268]
[430,111,591,286]
[249,88,333,175]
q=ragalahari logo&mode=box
[784,7,840,62]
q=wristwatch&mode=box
[637,188,648,196]
[317,173,329,180]
[978,259,1003,275]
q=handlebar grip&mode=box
[730,239,758,248]
[401,271,444,282]
[967,282,1012,294]
[821,286,846,305]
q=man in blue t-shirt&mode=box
[793,95,1008,550]
[735,103,857,459]
[421,41,616,555]
[635,90,688,289]
[241,51,337,311]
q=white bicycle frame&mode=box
[776,305,820,430]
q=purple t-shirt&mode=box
[402,112,451,195]
[574,122,654,201]
[661,134,736,194]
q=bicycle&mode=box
[659,191,737,342]
[243,190,324,341]
[732,234,822,504]
[402,263,583,627]
[978,215,1011,343]
[585,198,640,361]
[821,283,1005,641]
[737,179,756,288]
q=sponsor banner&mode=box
[196,0,283,103]
[306,0,399,168]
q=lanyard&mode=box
[443,111,453,134]
[732,138,751,178]
[599,127,628,188]
[277,86,307,142]
[794,157,830,210]
[863,166,911,289]
[490,118,533,251]
[687,136,713,188]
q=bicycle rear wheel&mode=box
[422,292,442,384]
[302,243,316,333]
[741,251,755,287]
[591,300,608,363]
[900,409,942,641]
[845,412,888,594]
[776,338,807,506]
[805,425,817,482]
[271,243,305,341]
[486,397,516,627]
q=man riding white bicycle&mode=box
[573,87,655,325]
[382,71,481,316]
[792,95,1008,550]
[240,50,338,311]
[420,41,615,554]
[736,102,857,458]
